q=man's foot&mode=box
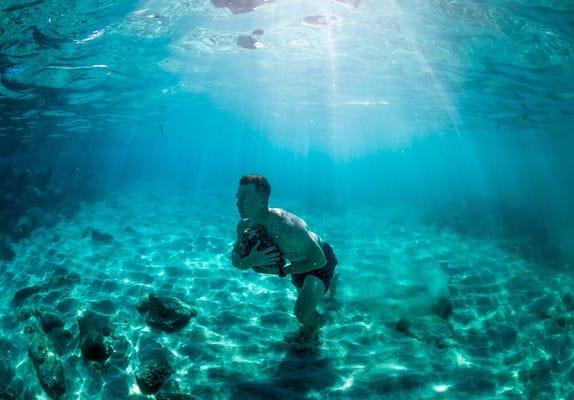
[283,328,305,343]
[284,325,320,344]
[284,312,324,345]
[284,325,321,352]
[290,337,320,352]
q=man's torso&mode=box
[240,208,322,263]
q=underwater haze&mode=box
[1,0,574,399]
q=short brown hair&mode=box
[239,174,271,202]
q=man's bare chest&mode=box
[247,220,300,257]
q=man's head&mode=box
[236,174,271,219]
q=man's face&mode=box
[236,184,265,218]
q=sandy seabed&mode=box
[1,186,573,400]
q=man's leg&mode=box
[293,275,325,338]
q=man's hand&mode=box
[252,264,281,274]
[244,240,281,269]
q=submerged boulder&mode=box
[140,293,197,332]
[24,322,66,399]
[91,229,113,242]
[40,310,65,333]
[135,338,174,394]
[13,284,45,303]
[82,227,114,242]
[136,295,150,313]
[394,315,455,349]
[78,310,113,363]
[136,358,174,394]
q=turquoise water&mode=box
[1,1,574,399]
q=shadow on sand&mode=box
[230,345,338,400]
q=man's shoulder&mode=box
[269,208,308,230]
[269,209,323,257]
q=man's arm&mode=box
[231,221,250,270]
[231,220,280,270]
[231,244,250,270]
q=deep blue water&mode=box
[1,1,574,399]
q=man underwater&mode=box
[231,174,338,347]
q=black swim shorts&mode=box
[291,242,338,293]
